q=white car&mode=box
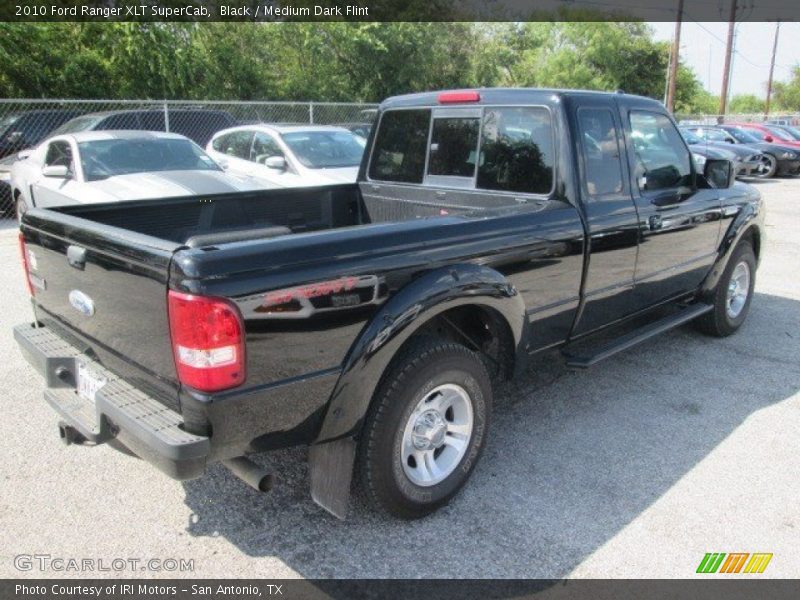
[206,124,366,188]
[10,130,267,219]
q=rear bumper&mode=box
[14,322,209,480]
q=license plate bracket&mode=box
[77,362,107,403]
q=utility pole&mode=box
[665,0,685,113]
[719,0,738,121]
[765,21,781,117]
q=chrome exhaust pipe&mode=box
[222,457,274,492]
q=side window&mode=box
[44,141,73,170]
[100,113,141,130]
[629,111,692,192]
[368,109,431,183]
[251,132,284,164]
[427,117,480,177]
[140,112,166,131]
[577,108,623,197]
[478,107,554,194]
[213,131,254,159]
[705,129,728,142]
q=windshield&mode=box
[774,125,800,141]
[281,130,366,169]
[78,138,221,181]
[725,127,760,144]
[763,125,793,139]
[680,129,703,144]
[51,115,104,136]
[0,114,20,135]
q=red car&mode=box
[729,122,800,148]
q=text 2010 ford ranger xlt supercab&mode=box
[15,89,764,519]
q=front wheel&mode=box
[694,242,756,337]
[754,154,777,178]
[357,338,492,519]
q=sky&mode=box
[649,22,800,99]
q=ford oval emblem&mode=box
[69,290,95,317]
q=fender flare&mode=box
[314,262,527,446]
[307,263,526,518]
[700,202,762,296]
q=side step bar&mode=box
[562,303,713,369]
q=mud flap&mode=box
[309,437,356,519]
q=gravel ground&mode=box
[0,177,798,580]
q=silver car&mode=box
[206,124,366,188]
[10,130,267,219]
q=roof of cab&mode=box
[380,87,662,110]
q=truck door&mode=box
[622,108,721,307]
[571,101,642,335]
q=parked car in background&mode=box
[332,122,373,139]
[50,108,237,146]
[685,125,800,178]
[207,124,366,187]
[10,131,264,219]
[0,153,15,216]
[729,122,800,149]
[767,124,800,143]
[679,128,762,178]
[0,110,83,158]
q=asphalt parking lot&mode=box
[0,177,798,580]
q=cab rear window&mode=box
[369,106,554,195]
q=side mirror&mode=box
[764,135,774,143]
[264,156,287,171]
[42,164,70,178]
[6,131,23,144]
[704,159,735,189]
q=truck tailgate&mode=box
[21,208,182,410]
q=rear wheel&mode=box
[694,242,756,337]
[357,337,492,519]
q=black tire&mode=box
[357,337,492,519]
[694,242,756,337]
[754,154,777,179]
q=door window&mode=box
[99,113,142,130]
[44,141,73,170]
[577,108,623,197]
[212,131,254,159]
[251,132,284,164]
[477,107,554,194]
[629,111,692,192]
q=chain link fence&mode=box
[0,98,379,216]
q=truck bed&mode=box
[53,184,365,246]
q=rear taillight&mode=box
[167,290,245,393]
[18,233,35,297]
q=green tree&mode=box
[772,66,800,111]
[728,94,766,114]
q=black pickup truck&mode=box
[15,89,764,519]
